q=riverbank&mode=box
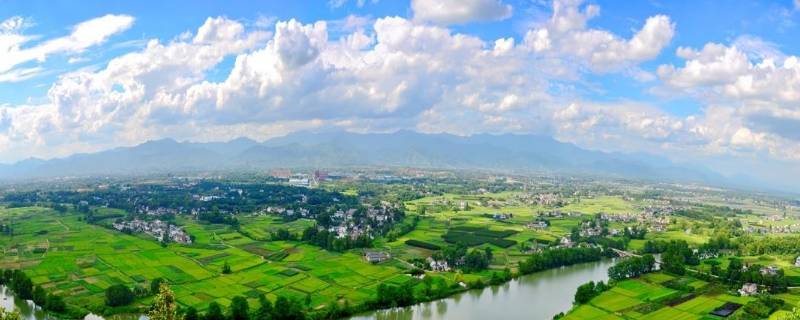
[349,259,616,320]
[1,259,615,320]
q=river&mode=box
[1,259,614,320]
[1,286,54,320]
[350,258,617,320]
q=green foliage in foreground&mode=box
[0,308,20,320]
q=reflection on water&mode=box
[350,259,616,320]
[1,286,146,320]
[0,286,52,320]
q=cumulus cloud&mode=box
[524,0,674,72]
[655,39,800,161]
[412,0,513,24]
[0,1,757,171]
[659,43,800,104]
[0,14,134,82]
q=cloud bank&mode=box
[1,0,800,188]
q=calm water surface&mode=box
[350,259,616,320]
[2,259,614,320]
[0,286,143,320]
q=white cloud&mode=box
[658,42,800,104]
[0,14,134,82]
[5,1,779,174]
[523,0,674,72]
[412,0,513,25]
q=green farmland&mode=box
[0,192,641,316]
[0,207,415,315]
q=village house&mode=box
[527,221,548,229]
[364,251,390,264]
[738,283,758,296]
[427,257,450,272]
[112,219,192,244]
[492,213,511,220]
[760,265,779,276]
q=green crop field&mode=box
[0,207,416,313]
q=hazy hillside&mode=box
[0,131,727,185]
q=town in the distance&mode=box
[2,167,800,320]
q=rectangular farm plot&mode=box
[564,304,616,320]
[674,295,726,315]
[645,306,702,320]
[611,279,677,301]
[441,226,517,247]
[591,291,643,312]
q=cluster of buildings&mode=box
[526,220,548,229]
[273,170,332,188]
[537,210,580,218]
[135,206,181,216]
[327,203,401,239]
[266,206,311,218]
[288,174,311,187]
[743,223,800,234]
[598,213,637,223]
[427,257,451,272]
[112,219,192,244]
[510,193,566,207]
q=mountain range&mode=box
[0,130,740,188]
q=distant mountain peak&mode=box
[0,130,736,191]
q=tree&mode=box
[574,281,596,304]
[573,281,609,304]
[32,285,47,307]
[253,294,273,320]
[204,302,225,320]
[148,283,178,320]
[222,261,232,274]
[228,296,249,320]
[10,271,33,300]
[45,294,66,313]
[273,296,305,320]
[183,307,198,320]
[105,284,134,307]
[150,278,165,294]
[661,251,686,275]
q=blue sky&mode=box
[3,0,798,111]
[2,0,800,187]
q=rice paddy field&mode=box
[560,272,770,320]
[0,206,417,314]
